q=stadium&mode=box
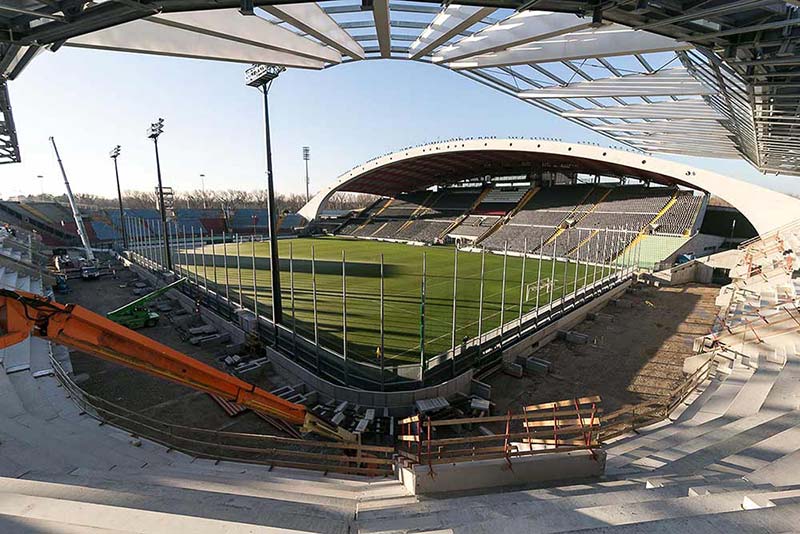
[3,1,800,532]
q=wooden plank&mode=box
[398,414,420,424]
[523,395,602,412]
[426,423,599,446]
[523,416,599,428]
[422,407,603,428]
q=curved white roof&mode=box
[299,139,800,235]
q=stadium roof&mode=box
[297,138,800,234]
[1,1,799,173]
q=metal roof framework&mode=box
[0,0,799,173]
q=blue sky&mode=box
[4,46,799,199]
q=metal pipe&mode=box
[236,234,243,309]
[500,241,508,345]
[342,250,348,384]
[290,241,297,354]
[477,246,485,359]
[380,253,385,392]
[518,237,527,333]
[251,235,258,319]
[311,245,320,372]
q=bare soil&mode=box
[488,283,720,415]
[62,260,292,436]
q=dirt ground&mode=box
[62,260,291,436]
[488,283,721,415]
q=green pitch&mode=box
[178,237,599,364]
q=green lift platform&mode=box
[107,278,186,329]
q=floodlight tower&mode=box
[109,145,128,249]
[302,146,310,203]
[246,64,285,326]
[147,118,172,271]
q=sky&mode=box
[3,46,800,200]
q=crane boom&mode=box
[0,288,350,441]
[50,137,95,262]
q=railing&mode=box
[397,396,601,476]
[48,351,395,477]
[600,351,717,441]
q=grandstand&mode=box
[2,0,800,524]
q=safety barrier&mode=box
[397,396,601,476]
[49,352,395,477]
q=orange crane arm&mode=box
[0,288,347,440]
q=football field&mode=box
[179,237,599,364]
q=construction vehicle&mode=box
[50,137,100,280]
[0,287,352,441]
[107,278,185,329]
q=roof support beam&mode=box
[446,24,692,69]
[65,18,328,69]
[371,0,391,58]
[519,68,714,98]
[262,3,365,60]
[433,11,593,64]
[562,100,726,120]
[150,9,341,63]
[409,5,495,60]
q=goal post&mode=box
[525,278,553,302]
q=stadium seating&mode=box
[334,184,706,263]
[656,192,704,235]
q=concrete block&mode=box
[524,356,551,374]
[613,299,634,309]
[565,331,589,344]
[503,362,523,378]
[401,449,606,495]
[471,379,492,399]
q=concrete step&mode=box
[648,410,800,477]
[725,360,783,418]
[358,488,773,534]
[1,474,351,534]
[0,369,26,420]
[707,422,800,478]
[358,477,758,527]
[0,491,320,534]
[7,371,59,421]
[747,447,800,487]
[68,465,375,505]
[567,501,800,533]
[0,511,135,533]
[0,412,148,472]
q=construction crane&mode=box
[0,288,352,441]
[107,278,185,329]
[50,137,100,280]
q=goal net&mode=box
[525,278,553,302]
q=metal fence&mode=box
[123,217,640,392]
[48,348,395,476]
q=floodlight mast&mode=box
[245,64,285,328]
[49,137,95,263]
[303,146,310,203]
[109,145,128,249]
[147,118,172,271]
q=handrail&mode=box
[47,350,394,476]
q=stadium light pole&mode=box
[147,118,172,271]
[109,145,128,249]
[246,63,285,329]
[302,146,311,203]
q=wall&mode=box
[501,280,632,364]
[267,346,473,416]
[400,449,606,495]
